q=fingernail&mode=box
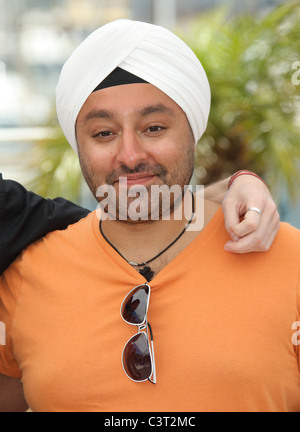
[230,231,239,242]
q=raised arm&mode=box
[205,173,280,253]
[205,177,229,204]
[0,174,90,274]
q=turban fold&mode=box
[56,19,211,154]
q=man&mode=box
[0,172,279,275]
[1,20,298,412]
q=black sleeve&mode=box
[0,173,91,274]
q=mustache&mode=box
[106,163,168,185]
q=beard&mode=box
[79,144,195,223]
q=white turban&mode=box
[56,19,211,154]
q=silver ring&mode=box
[247,207,262,216]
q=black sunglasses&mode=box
[120,284,156,384]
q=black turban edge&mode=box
[93,67,148,92]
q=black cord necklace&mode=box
[99,193,195,282]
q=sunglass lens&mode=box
[121,285,150,325]
[123,332,152,382]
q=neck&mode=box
[100,192,194,266]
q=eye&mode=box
[98,131,112,137]
[147,126,165,134]
[93,130,113,139]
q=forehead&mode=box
[76,83,187,124]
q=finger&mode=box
[225,221,268,254]
[222,198,241,242]
[231,201,280,250]
[224,220,278,254]
[224,235,262,254]
[232,210,262,238]
[261,218,281,251]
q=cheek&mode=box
[151,136,193,166]
[148,137,182,159]
[77,128,113,163]
[79,145,115,186]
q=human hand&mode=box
[222,174,280,253]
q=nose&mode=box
[116,129,148,169]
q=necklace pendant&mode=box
[139,266,155,282]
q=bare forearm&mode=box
[204,177,229,204]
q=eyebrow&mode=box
[85,109,116,122]
[84,104,176,122]
[140,104,176,118]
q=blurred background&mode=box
[0,0,299,226]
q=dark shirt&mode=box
[0,173,90,274]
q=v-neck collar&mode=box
[92,207,223,285]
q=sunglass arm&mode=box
[149,339,157,384]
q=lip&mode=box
[115,174,157,187]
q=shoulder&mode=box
[0,211,97,310]
[7,212,97,273]
[276,222,300,256]
[252,221,300,279]
[27,211,96,253]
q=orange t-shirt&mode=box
[0,209,300,412]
